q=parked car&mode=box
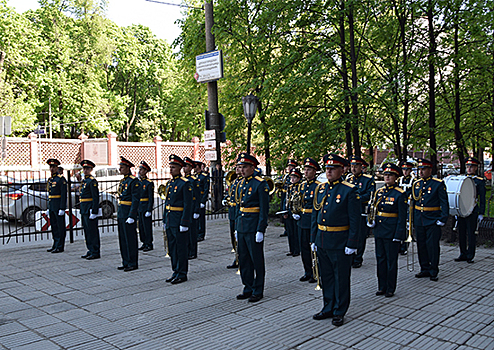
[0,179,118,225]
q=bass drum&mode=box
[444,175,477,217]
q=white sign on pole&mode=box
[204,130,216,141]
[204,150,217,161]
[0,116,12,136]
[204,140,216,150]
[195,50,223,83]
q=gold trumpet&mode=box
[311,249,322,291]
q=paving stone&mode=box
[51,330,99,348]
[11,340,61,350]
[35,322,79,338]
[0,331,44,348]
[425,325,473,344]
[0,321,28,337]
[465,334,494,350]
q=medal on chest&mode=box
[336,194,341,203]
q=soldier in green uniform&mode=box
[194,161,209,242]
[183,157,200,259]
[163,155,193,284]
[285,168,302,257]
[295,157,321,283]
[117,157,140,272]
[346,156,375,268]
[224,166,242,269]
[412,158,449,281]
[398,161,415,255]
[311,154,360,326]
[137,161,154,252]
[367,163,407,297]
[46,159,67,253]
[235,153,270,303]
[280,159,298,237]
[79,160,100,260]
[455,157,486,263]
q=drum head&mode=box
[458,177,476,217]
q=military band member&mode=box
[280,159,298,237]
[455,157,486,263]
[412,158,449,281]
[224,166,242,269]
[235,153,269,303]
[296,157,321,283]
[79,160,100,260]
[183,157,200,259]
[398,161,415,255]
[163,155,193,284]
[137,161,154,252]
[346,156,375,268]
[284,168,302,257]
[368,163,406,297]
[46,159,67,253]
[194,161,209,242]
[311,154,359,326]
[117,157,140,272]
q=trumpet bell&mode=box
[264,177,276,195]
[158,184,167,200]
[225,170,237,187]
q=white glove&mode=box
[478,215,484,222]
[345,247,357,255]
[45,209,50,216]
[89,213,98,220]
[436,220,445,227]
[145,211,152,218]
[58,209,65,216]
[180,225,188,232]
[163,223,166,230]
[255,232,264,243]
[392,238,401,242]
[311,243,317,252]
[193,213,200,219]
[367,221,375,228]
[234,230,238,241]
[292,214,301,220]
[126,217,135,224]
[222,199,227,206]
[200,203,205,209]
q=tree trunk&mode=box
[348,2,361,157]
[453,11,466,173]
[340,0,352,157]
[427,0,437,174]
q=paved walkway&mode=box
[1,219,493,350]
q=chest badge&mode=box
[336,194,341,203]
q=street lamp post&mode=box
[242,94,259,155]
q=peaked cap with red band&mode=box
[286,159,298,167]
[120,156,134,168]
[323,153,348,168]
[169,154,185,167]
[183,157,195,167]
[139,161,151,172]
[401,161,414,169]
[81,159,95,168]
[383,163,402,177]
[304,157,321,171]
[290,168,302,178]
[47,158,60,166]
[465,157,480,166]
[350,156,369,167]
[417,158,433,168]
[236,152,259,166]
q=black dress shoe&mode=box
[332,315,344,326]
[81,253,90,259]
[430,276,438,281]
[138,245,145,250]
[385,292,394,297]
[292,253,300,257]
[86,255,100,260]
[143,246,153,252]
[47,248,55,252]
[197,237,205,242]
[188,255,197,259]
[454,257,468,262]
[51,248,64,253]
[248,294,263,302]
[400,251,408,256]
[415,271,431,278]
[117,266,126,270]
[171,277,187,284]
[300,275,311,282]
[236,292,252,300]
[376,290,386,296]
[313,311,333,320]
[352,263,362,268]
[166,276,175,282]
[308,277,317,284]
[286,252,293,256]
[279,233,288,237]
[124,266,138,272]
[227,262,238,269]
[467,259,475,264]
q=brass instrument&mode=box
[158,180,171,200]
[367,190,381,226]
[406,179,421,272]
[163,227,170,258]
[225,170,237,187]
[287,184,303,214]
[235,238,240,275]
[264,177,276,195]
[311,249,322,291]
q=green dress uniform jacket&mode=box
[117,174,141,269]
[197,171,210,239]
[163,175,193,279]
[225,176,241,250]
[236,175,270,297]
[412,176,449,278]
[80,175,100,257]
[311,178,360,317]
[138,176,154,249]
[373,184,407,294]
[48,174,67,250]
[285,182,301,255]
[185,173,200,257]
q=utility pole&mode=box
[49,97,53,139]
[204,1,221,169]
